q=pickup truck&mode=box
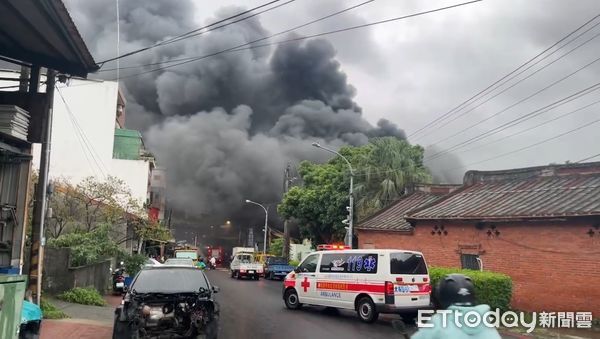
[264,256,294,280]
[230,252,263,280]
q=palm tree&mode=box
[354,137,431,219]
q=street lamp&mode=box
[245,199,268,254]
[312,142,354,248]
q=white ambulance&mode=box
[282,245,432,323]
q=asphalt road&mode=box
[205,269,413,339]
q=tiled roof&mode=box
[356,185,459,232]
[408,162,600,221]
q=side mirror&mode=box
[212,286,220,294]
[293,267,301,273]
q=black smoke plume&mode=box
[65,1,408,236]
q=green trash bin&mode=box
[0,274,27,339]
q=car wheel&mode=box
[236,271,242,280]
[269,272,275,280]
[284,289,302,310]
[356,297,379,323]
[254,275,260,280]
[401,312,418,325]
[202,317,219,339]
[18,325,39,339]
[230,270,234,278]
[112,317,133,339]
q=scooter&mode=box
[112,261,126,294]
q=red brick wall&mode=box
[357,220,600,315]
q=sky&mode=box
[61,0,600,231]
[189,0,600,172]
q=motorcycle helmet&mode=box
[436,274,476,309]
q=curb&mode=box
[45,318,113,327]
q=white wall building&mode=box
[0,70,155,207]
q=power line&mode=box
[105,0,377,75]
[58,87,109,176]
[408,12,600,139]
[452,116,600,170]
[425,49,600,148]
[576,152,600,163]
[425,81,600,160]
[62,97,100,177]
[96,0,291,65]
[111,0,482,80]
[56,86,110,177]
[456,97,600,156]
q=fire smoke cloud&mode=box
[65,1,459,226]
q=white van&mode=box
[282,247,431,323]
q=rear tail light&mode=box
[419,284,432,293]
[240,269,246,273]
[385,281,394,296]
[396,277,404,283]
[117,276,125,282]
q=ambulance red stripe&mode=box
[316,281,385,294]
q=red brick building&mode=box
[357,162,600,315]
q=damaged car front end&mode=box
[113,266,219,339]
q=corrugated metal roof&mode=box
[356,185,459,232]
[408,173,600,220]
[0,0,97,76]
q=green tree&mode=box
[75,176,140,232]
[278,137,431,242]
[47,224,122,266]
[278,146,365,243]
[269,238,284,256]
[354,137,431,218]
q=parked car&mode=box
[113,266,220,339]
[264,256,294,280]
[283,247,431,323]
[164,258,195,267]
[229,252,263,280]
[20,300,42,339]
[145,258,162,267]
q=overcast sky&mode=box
[64,0,600,179]
[188,0,600,173]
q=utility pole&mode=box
[29,69,56,305]
[283,163,291,260]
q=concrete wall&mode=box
[357,219,600,315]
[111,158,151,207]
[33,79,119,181]
[43,247,112,294]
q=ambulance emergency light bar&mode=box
[317,244,351,251]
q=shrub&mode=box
[124,253,147,277]
[288,260,300,267]
[58,287,106,306]
[40,299,69,319]
[429,267,512,312]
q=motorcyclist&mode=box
[411,274,501,339]
[197,258,207,270]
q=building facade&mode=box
[357,162,600,315]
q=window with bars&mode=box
[460,254,481,270]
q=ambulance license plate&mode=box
[248,270,255,274]
[394,285,419,293]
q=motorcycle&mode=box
[112,261,126,294]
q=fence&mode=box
[43,247,112,294]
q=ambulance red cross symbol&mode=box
[301,277,310,292]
